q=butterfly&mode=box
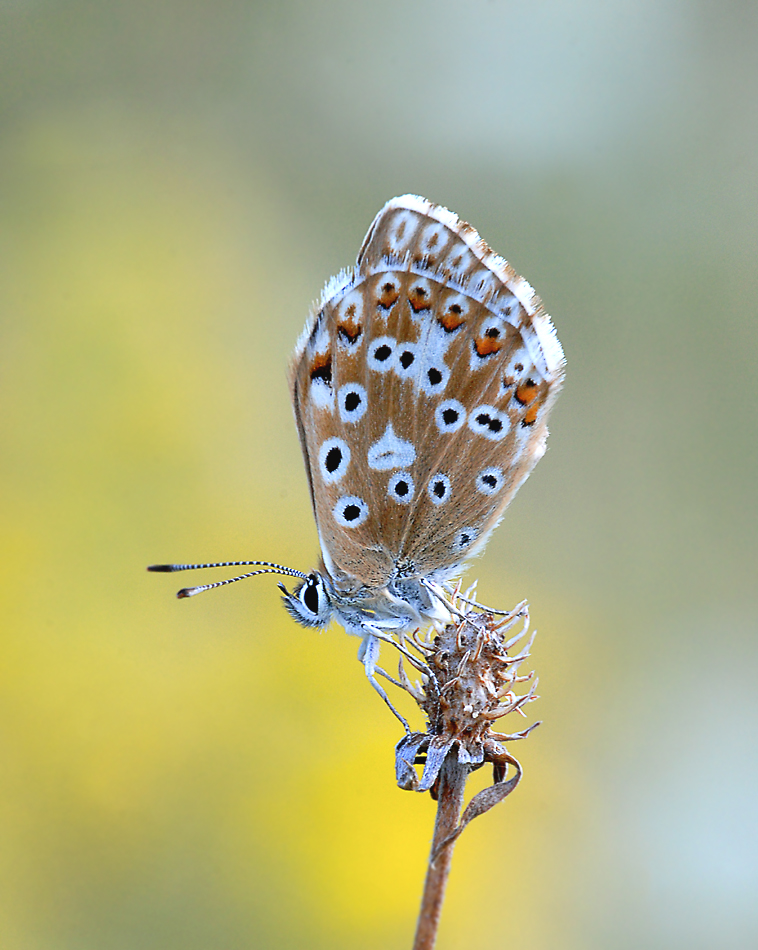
[150,195,565,730]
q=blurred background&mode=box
[1,1,757,947]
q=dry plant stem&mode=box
[413,752,468,950]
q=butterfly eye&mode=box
[279,573,333,629]
[301,575,325,615]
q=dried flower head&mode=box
[392,594,539,847]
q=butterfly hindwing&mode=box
[289,196,565,590]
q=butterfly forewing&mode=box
[289,196,564,591]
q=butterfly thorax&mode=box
[333,569,454,635]
[281,561,454,637]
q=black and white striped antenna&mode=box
[147,560,306,599]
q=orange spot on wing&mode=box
[515,379,538,405]
[474,336,504,356]
[337,317,362,344]
[522,404,539,427]
[377,281,400,309]
[310,353,332,383]
[437,307,466,332]
[409,286,431,312]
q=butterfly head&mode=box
[278,572,334,628]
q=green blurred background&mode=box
[2,1,757,948]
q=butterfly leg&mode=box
[420,578,468,622]
[440,581,528,621]
[358,634,411,734]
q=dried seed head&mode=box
[395,602,540,795]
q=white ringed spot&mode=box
[481,314,507,339]
[476,466,505,495]
[375,276,401,311]
[338,382,368,424]
[387,471,414,504]
[439,292,471,324]
[427,473,451,505]
[394,341,419,380]
[420,360,450,397]
[318,438,350,484]
[468,405,510,441]
[435,399,466,433]
[333,495,369,529]
[452,527,478,554]
[367,336,396,372]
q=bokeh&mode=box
[2,2,757,948]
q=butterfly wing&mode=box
[289,195,565,591]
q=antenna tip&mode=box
[176,588,193,598]
[148,564,177,572]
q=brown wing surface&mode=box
[289,196,565,589]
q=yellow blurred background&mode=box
[2,2,757,948]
